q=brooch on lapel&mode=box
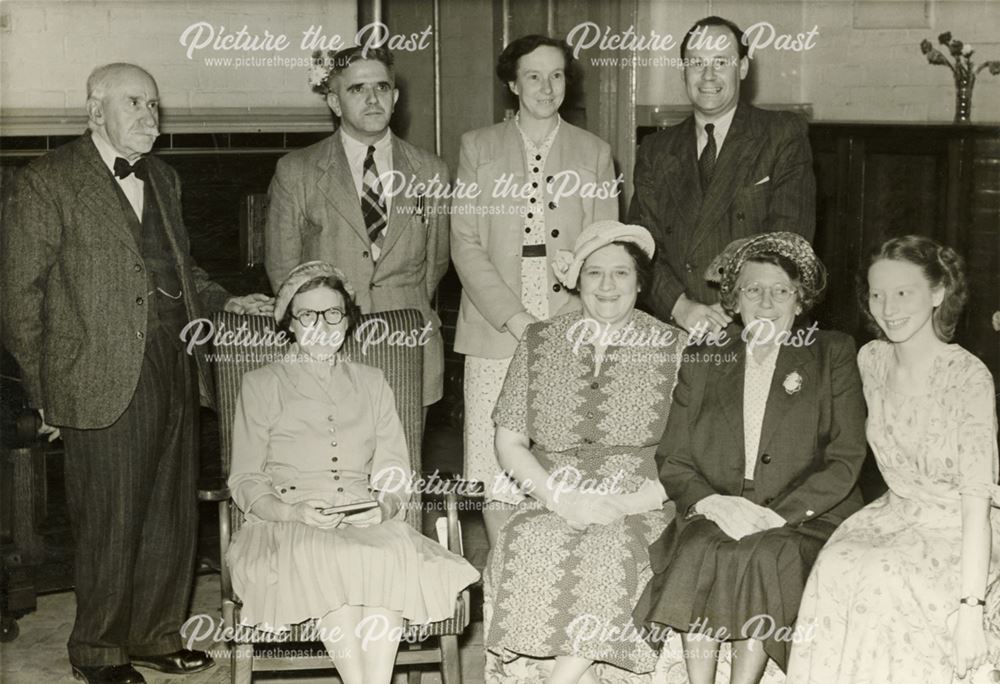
[783,371,803,395]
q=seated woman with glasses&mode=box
[225,261,479,684]
[635,233,868,684]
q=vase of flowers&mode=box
[920,32,1000,123]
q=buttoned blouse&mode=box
[743,344,779,479]
[228,346,411,521]
[516,114,561,250]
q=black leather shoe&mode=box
[131,648,215,674]
[71,664,146,684]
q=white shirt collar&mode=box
[339,127,392,158]
[90,130,137,176]
[694,105,738,156]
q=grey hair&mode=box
[86,63,154,100]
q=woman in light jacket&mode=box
[451,34,619,544]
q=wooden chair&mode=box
[198,309,470,683]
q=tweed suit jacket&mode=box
[628,104,816,321]
[264,131,450,405]
[0,132,232,429]
[658,328,867,529]
[451,118,619,359]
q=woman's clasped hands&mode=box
[696,494,786,540]
[548,490,629,531]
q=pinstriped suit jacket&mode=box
[0,132,232,429]
[628,104,816,321]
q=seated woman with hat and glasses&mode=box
[225,261,479,684]
[635,233,868,684]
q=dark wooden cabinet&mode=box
[809,122,999,379]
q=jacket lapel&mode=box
[317,133,370,246]
[75,135,141,256]
[662,117,702,251]
[711,334,745,454]
[691,104,764,255]
[756,339,813,458]
[378,134,420,262]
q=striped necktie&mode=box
[361,145,388,250]
[699,122,717,191]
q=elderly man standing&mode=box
[265,46,451,410]
[1,63,271,684]
[629,16,816,335]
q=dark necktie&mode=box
[361,145,388,249]
[114,157,148,182]
[699,123,716,191]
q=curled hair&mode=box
[496,34,575,85]
[568,240,652,295]
[680,16,747,60]
[278,275,362,342]
[721,252,825,316]
[857,235,968,342]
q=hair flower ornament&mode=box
[783,371,803,395]
[551,249,576,288]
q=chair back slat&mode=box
[210,310,424,531]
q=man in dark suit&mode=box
[628,16,816,334]
[1,63,271,684]
[265,46,450,410]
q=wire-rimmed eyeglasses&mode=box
[738,283,796,303]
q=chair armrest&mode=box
[197,475,231,502]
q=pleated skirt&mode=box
[227,518,480,631]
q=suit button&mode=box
[665,225,673,234]
[530,197,536,204]
[546,175,554,183]
[586,411,594,419]
[761,454,772,464]
[362,250,369,258]
[334,475,340,480]
[552,283,561,293]
[583,437,594,444]
[332,457,339,462]
[685,262,694,273]
[133,264,142,272]
[330,440,337,446]
[806,509,815,517]
[551,229,560,238]
[548,201,557,209]
[369,282,375,290]
[136,331,144,339]
[764,497,774,505]
[289,486,297,490]
[737,211,746,221]
[527,213,533,219]
[591,381,599,389]
[136,297,144,305]
[280,488,287,493]
[337,487,344,493]
[328,415,335,421]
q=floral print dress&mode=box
[484,310,685,679]
[787,341,1000,683]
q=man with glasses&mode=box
[628,16,816,336]
[265,46,450,411]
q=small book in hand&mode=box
[319,500,379,515]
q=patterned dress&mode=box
[463,116,561,504]
[484,310,685,678]
[787,341,1000,683]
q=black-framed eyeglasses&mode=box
[291,308,346,326]
[738,283,796,303]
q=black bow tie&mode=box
[114,157,148,181]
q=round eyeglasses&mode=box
[291,308,346,327]
[738,283,796,303]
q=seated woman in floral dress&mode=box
[787,236,1000,683]
[225,261,479,684]
[484,220,686,684]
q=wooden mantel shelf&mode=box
[0,108,335,137]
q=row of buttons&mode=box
[524,228,560,237]
[328,413,341,492]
